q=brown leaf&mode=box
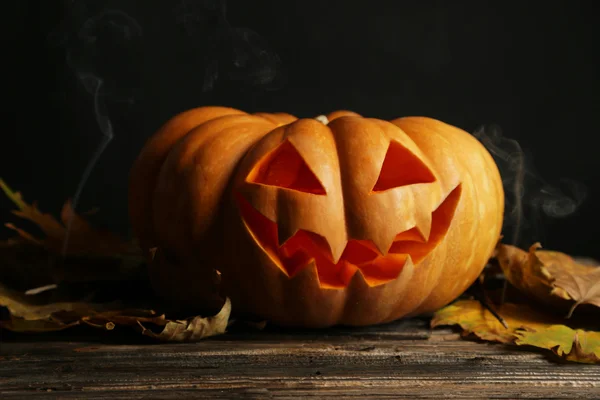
[138,298,231,342]
[58,199,135,256]
[495,242,600,317]
[0,282,231,341]
[0,179,65,242]
[1,178,138,258]
[432,299,600,364]
[495,243,557,306]
[1,179,145,289]
[80,309,170,331]
[544,257,600,318]
[1,316,80,332]
[0,282,107,332]
[0,283,99,321]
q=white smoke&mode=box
[474,124,587,246]
[50,4,143,256]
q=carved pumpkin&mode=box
[128,107,504,327]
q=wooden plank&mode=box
[1,318,599,399]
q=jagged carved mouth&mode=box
[236,184,461,289]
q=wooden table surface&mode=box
[1,318,599,399]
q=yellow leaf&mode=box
[431,299,563,343]
[515,325,600,364]
[432,299,600,364]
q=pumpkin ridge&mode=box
[150,115,277,256]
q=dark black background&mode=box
[3,1,599,258]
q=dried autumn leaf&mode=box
[495,242,556,306]
[0,178,138,257]
[432,299,600,364]
[0,282,232,341]
[1,179,145,290]
[544,258,600,318]
[0,282,117,331]
[138,298,231,342]
[1,317,80,332]
[0,283,99,320]
[496,242,600,317]
[431,299,563,343]
[0,179,65,242]
[515,325,600,364]
[0,180,232,340]
[81,309,168,328]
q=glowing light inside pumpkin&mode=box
[246,140,326,194]
[372,140,437,192]
[237,184,461,288]
[247,138,437,195]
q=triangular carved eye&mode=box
[372,140,436,192]
[247,141,326,194]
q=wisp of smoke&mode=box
[61,75,113,256]
[474,124,587,247]
[51,5,143,257]
[474,125,525,245]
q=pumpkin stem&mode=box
[314,115,329,125]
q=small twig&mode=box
[471,275,509,329]
[479,295,509,329]
[25,284,58,295]
[499,279,508,305]
[565,301,580,319]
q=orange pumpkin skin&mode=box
[128,107,504,327]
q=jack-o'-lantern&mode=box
[128,107,504,327]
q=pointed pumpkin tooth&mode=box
[277,221,299,248]
[289,259,319,284]
[415,209,433,242]
[370,231,397,257]
[347,268,370,290]
[328,235,348,264]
